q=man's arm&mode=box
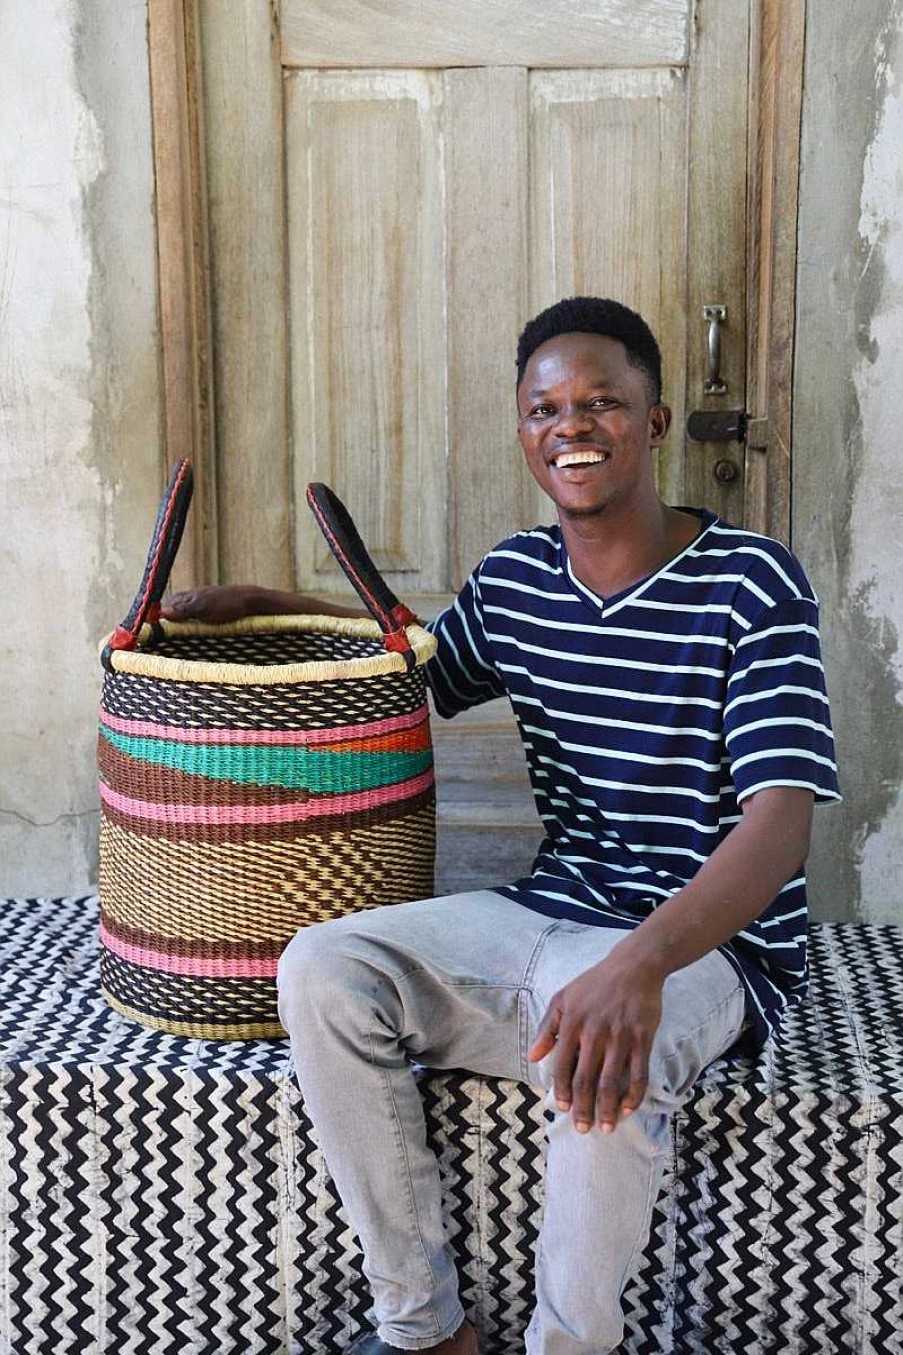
[161,585,366,624]
[528,784,814,1134]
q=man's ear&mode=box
[648,403,672,446]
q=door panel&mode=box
[445,67,534,588]
[286,71,446,590]
[280,0,690,69]
[528,68,689,512]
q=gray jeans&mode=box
[277,890,746,1354]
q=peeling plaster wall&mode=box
[0,0,161,895]
[794,0,903,922]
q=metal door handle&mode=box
[703,304,728,395]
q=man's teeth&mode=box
[553,450,608,468]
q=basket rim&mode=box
[100,613,437,685]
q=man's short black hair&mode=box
[516,296,663,403]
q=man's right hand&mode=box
[160,585,367,624]
[161,585,263,624]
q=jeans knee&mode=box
[276,918,381,1031]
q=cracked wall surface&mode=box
[794,0,903,921]
[0,0,161,894]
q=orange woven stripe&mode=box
[324,721,431,755]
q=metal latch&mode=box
[686,409,748,443]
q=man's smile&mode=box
[550,446,611,469]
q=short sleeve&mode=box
[425,567,507,718]
[723,596,840,804]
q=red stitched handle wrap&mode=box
[306,483,418,670]
[101,459,194,670]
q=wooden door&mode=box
[150,0,805,893]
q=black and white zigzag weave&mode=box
[0,897,901,1354]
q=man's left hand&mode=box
[527,949,663,1134]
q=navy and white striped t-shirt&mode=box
[426,509,840,1049]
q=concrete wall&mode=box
[0,0,161,895]
[1,0,902,921]
[794,0,903,922]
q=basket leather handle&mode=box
[306,482,418,671]
[102,459,194,670]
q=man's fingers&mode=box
[569,1036,608,1132]
[593,1035,631,1133]
[161,585,245,624]
[529,1001,587,1116]
[550,1023,580,1114]
[161,589,200,618]
[527,1003,561,1065]
[619,1048,650,1118]
[595,1034,651,1131]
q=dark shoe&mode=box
[348,1336,404,1354]
[348,1320,478,1354]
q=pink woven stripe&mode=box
[99,706,427,746]
[99,922,277,979]
[99,768,434,824]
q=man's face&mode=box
[516,332,670,521]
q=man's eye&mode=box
[589,396,613,408]
[530,405,554,418]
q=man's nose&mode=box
[553,405,594,437]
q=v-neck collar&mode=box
[560,508,719,618]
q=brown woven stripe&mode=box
[98,737,314,806]
[99,806,436,943]
[99,783,435,844]
[101,665,429,731]
[101,913,286,963]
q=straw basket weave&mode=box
[98,463,437,1039]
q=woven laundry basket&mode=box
[97,461,437,1039]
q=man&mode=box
[164,297,839,1354]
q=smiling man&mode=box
[165,296,839,1354]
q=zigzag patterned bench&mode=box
[0,897,901,1354]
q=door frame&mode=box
[147,0,805,585]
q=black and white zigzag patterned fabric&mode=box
[0,897,900,1354]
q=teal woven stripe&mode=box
[100,727,433,792]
